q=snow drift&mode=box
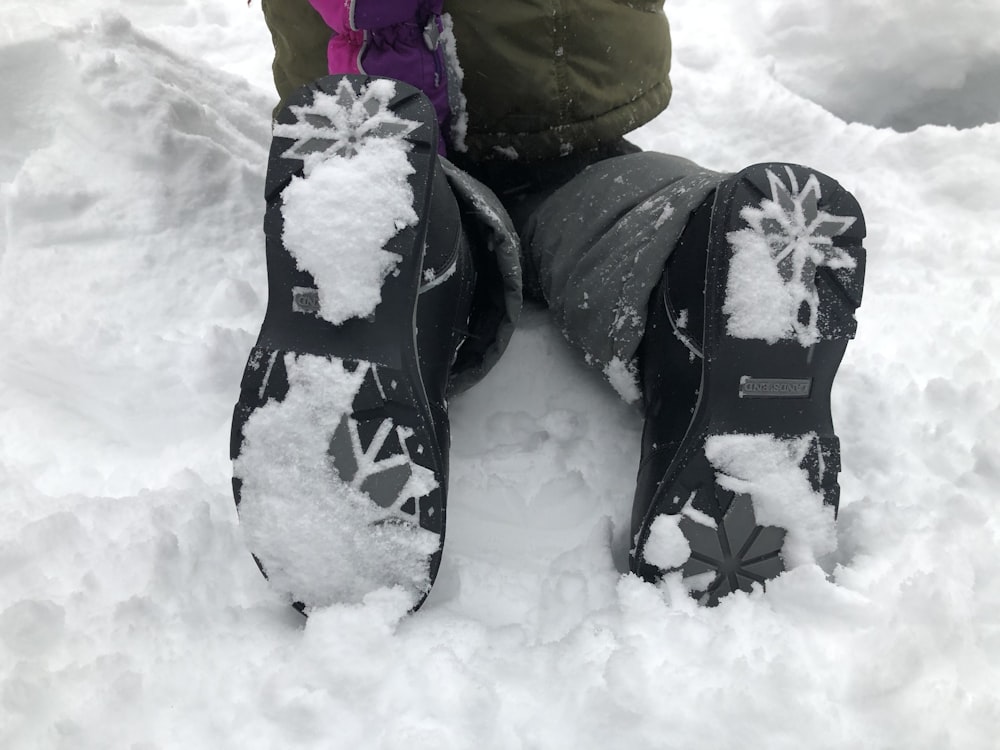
[2,2,1000,749]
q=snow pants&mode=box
[259,0,725,398]
[442,145,724,396]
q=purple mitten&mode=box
[309,0,451,154]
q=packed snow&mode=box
[277,80,418,325]
[235,354,438,607]
[642,514,691,572]
[2,1,1000,749]
[724,167,858,345]
[705,433,837,567]
[602,356,641,404]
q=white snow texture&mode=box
[2,2,1000,749]
[724,167,856,345]
[235,354,438,607]
[276,79,418,325]
[705,433,837,566]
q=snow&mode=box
[653,203,674,229]
[643,515,691,571]
[602,356,641,404]
[705,433,837,567]
[724,167,857,345]
[734,0,1000,132]
[439,12,468,154]
[2,1,1000,749]
[281,142,415,325]
[276,79,418,325]
[235,354,439,607]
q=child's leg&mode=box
[519,151,724,377]
[520,153,867,604]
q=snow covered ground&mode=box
[2,0,999,747]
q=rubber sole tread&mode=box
[230,76,446,612]
[632,162,867,605]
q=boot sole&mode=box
[230,76,446,612]
[632,163,867,605]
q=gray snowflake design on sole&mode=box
[274,78,420,173]
[726,166,858,346]
[680,490,786,605]
[328,362,438,525]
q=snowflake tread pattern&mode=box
[680,487,786,605]
[327,362,438,526]
[673,431,843,605]
[274,78,421,173]
[235,348,441,531]
[632,163,866,607]
[730,165,865,345]
[233,75,448,613]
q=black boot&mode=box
[631,163,867,605]
[230,76,475,613]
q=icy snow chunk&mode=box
[234,354,439,608]
[724,167,855,346]
[705,433,836,566]
[603,356,641,404]
[723,232,800,343]
[274,79,420,326]
[644,514,691,571]
[280,141,418,326]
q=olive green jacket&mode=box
[262,0,672,161]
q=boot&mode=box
[230,76,475,613]
[631,163,867,605]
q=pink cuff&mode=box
[308,0,350,32]
[326,28,364,75]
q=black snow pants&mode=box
[441,143,724,397]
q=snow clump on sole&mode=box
[724,167,856,346]
[705,433,837,567]
[275,79,420,325]
[234,354,439,608]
